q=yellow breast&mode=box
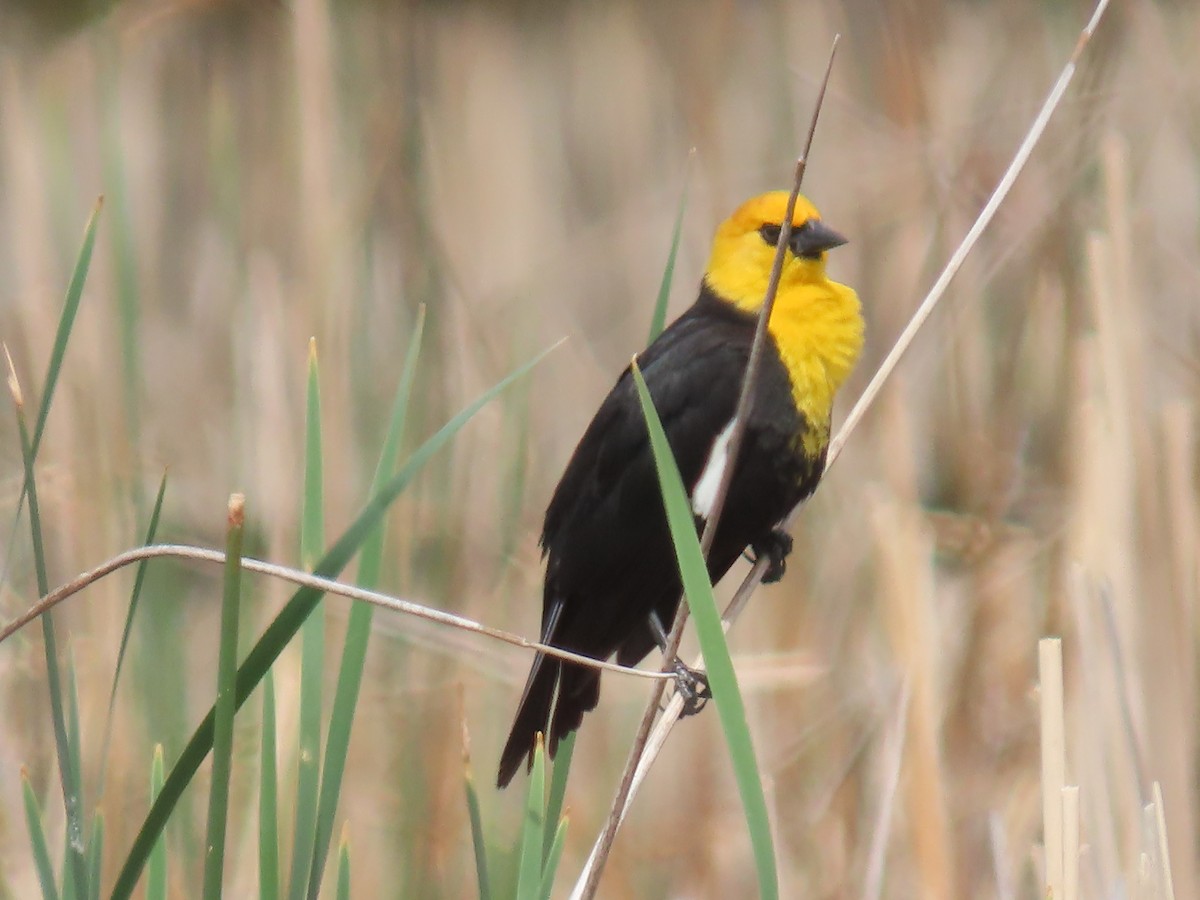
[762,277,864,457]
[704,255,863,458]
[701,191,864,459]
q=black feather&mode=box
[496,282,823,787]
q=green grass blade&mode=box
[109,344,555,900]
[22,769,60,900]
[11,393,87,899]
[356,305,425,590]
[543,730,574,862]
[33,197,102,454]
[98,471,168,799]
[306,304,425,897]
[86,813,103,900]
[1,201,101,593]
[646,158,691,345]
[335,831,350,900]
[62,845,77,900]
[147,746,167,900]
[537,817,568,900]
[301,339,326,564]
[259,671,280,900]
[66,652,86,900]
[289,342,326,900]
[463,754,491,900]
[65,650,84,828]
[201,496,246,900]
[514,735,546,900]
[630,362,779,900]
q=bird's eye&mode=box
[758,224,783,247]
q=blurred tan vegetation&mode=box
[0,0,1196,897]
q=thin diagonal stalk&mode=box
[0,545,675,684]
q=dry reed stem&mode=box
[1158,405,1198,897]
[1067,565,1123,892]
[989,812,1015,900]
[1068,331,1150,882]
[872,494,952,900]
[1083,228,1141,659]
[0,544,674,683]
[1151,782,1176,900]
[1063,785,1080,900]
[1040,637,1066,900]
[861,679,911,900]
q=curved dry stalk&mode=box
[0,544,673,683]
[569,0,1113,892]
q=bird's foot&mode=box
[748,528,793,584]
[671,658,712,717]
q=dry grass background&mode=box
[0,0,1195,897]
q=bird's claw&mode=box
[671,658,712,717]
[749,528,793,584]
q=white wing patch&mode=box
[691,418,736,519]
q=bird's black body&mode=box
[496,282,825,787]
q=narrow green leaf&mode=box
[110,343,555,900]
[514,735,547,900]
[647,157,692,345]
[65,650,84,828]
[259,672,280,900]
[33,198,102,454]
[335,832,350,900]
[289,342,326,900]
[62,843,77,900]
[543,731,574,862]
[1,200,101,601]
[357,306,425,591]
[463,764,491,900]
[22,770,60,900]
[99,471,168,799]
[630,362,779,900]
[147,746,167,900]
[301,338,326,566]
[12,396,87,898]
[537,817,568,900]
[201,496,246,900]
[307,308,425,897]
[65,652,86,900]
[86,813,103,900]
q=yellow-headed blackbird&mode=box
[497,192,863,788]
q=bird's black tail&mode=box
[496,653,600,788]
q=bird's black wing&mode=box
[539,297,755,625]
[497,296,758,787]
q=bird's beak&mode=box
[790,219,849,258]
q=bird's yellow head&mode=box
[703,191,863,453]
[703,191,848,312]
